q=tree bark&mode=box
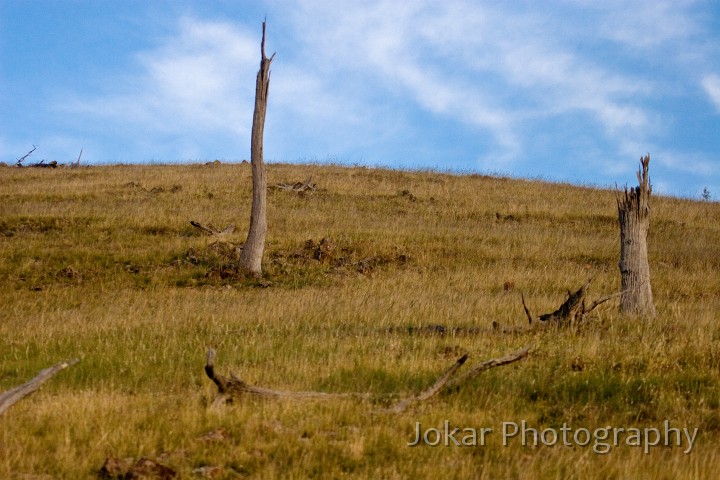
[616,154,656,316]
[239,20,275,277]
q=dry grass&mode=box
[0,162,719,479]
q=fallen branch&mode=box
[206,346,530,413]
[29,160,58,168]
[0,358,79,416]
[585,290,626,314]
[190,221,235,236]
[74,147,83,168]
[521,293,533,325]
[381,354,468,414]
[205,349,370,404]
[16,145,37,166]
[270,178,316,193]
[444,346,531,390]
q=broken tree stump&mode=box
[520,278,623,328]
[616,154,656,316]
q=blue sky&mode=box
[2,1,719,198]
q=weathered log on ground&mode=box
[205,346,530,413]
[380,354,468,414]
[27,160,58,168]
[444,346,531,390]
[380,348,530,413]
[15,145,36,166]
[270,178,316,193]
[0,358,79,416]
[205,349,370,404]
[190,221,235,236]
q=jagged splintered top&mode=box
[617,154,652,216]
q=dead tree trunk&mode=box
[239,20,275,277]
[616,155,656,316]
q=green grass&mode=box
[0,162,718,478]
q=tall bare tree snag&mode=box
[239,20,275,277]
[616,154,656,316]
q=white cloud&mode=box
[39,0,717,195]
[586,0,701,49]
[702,74,720,111]
[60,17,259,158]
[653,149,717,177]
[138,17,257,116]
[279,0,664,168]
[616,139,717,181]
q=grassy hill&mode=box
[1,162,719,478]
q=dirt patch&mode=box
[56,266,82,281]
[172,237,408,286]
[184,241,240,265]
[180,240,246,281]
[271,237,409,275]
[399,189,417,202]
[98,456,176,479]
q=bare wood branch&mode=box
[381,354,468,414]
[16,145,37,166]
[0,359,79,416]
[271,178,316,193]
[445,346,531,390]
[584,290,628,314]
[206,347,529,414]
[521,292,534,324]
[190,221,235,236]
[205,349,369,401]
[191,221,220,235]
[75,147,83,167]
[220,224,236,235]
